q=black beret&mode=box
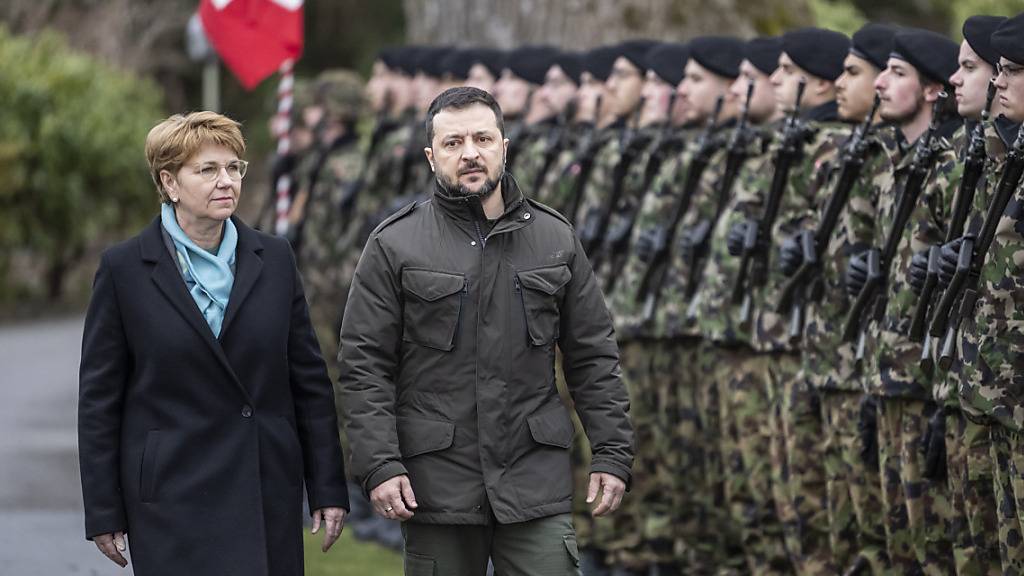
[991,12,1024,66]
[415,46,454,78]
[645,42,690,85]
[782,27,850,81]
[585,45,620,82]
[617,39,660,73]
[440,49,476,80]
[377,46,401,70]
[891,28,959,86]
[851,23,899,71]
[689,36,744,79]
[744,37,783,76]
[553,51,584,85]
[392,46,420,76]
[472,48,506,79]
[506,45,559,85]
[963,16,1006,68]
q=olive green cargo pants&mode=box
[401,513,582,576]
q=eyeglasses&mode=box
[997,62,1024,79]
[192,160,249,182]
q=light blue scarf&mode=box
[160,203,238,337]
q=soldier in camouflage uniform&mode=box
[844,29,963,575]
[465,48,505,94]
[953,13,1024,575]
[724,28,851,575]
[513,50,583,201]
[691,36,785,576]
[607,35,743,574]
[494,45,558,175]
[922,16,1008,576]
[539,46,620,220]
[292,70,366,363]
[775,23,896,576]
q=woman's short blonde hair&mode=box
[145,111,246,203]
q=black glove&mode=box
[635,227,664,264]
[727,220,748,257]
[679,219,712,262]
[779,234,804,277]
[938,237,964,289]
[921,404,948,481]
[857,394,879,470]
[908,249,929,296]
[845,250,870,298]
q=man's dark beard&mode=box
[436,162,503,200]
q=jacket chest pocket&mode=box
[515,264,572,346]
[402,268,466,351]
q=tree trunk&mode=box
[402,0,813,48]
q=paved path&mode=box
[0,315,135,575]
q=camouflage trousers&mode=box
[779,366,834,575]
[989,425,1024,574]
[719,347,790,575]
[819,390,889,574]
[945,409,1001,576]
[876,397,955,575]
[598,339,655,567]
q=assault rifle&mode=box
[841,92,949,358]
[731,79,816,324]
[776,94,881,342]
[681,82,755,322]
[583,96,647,257]
[565,95,605,224]
[935,122,1024,370]
[601,93,680,292]
[924,82,996,352]
[635,96,724,321]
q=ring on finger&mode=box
[384,506,394,513]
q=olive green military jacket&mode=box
[338,175,634,525]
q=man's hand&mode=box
[94,531,128,567]
[311,507,347,552]
[587,472,626,517]
[369,474,418,521]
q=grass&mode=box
[303,528,404,575]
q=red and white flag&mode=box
[198,0,304,90]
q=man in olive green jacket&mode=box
[338,86,634,575]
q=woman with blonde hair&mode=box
[78,111,348,575]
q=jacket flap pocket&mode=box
[517,264,571,295]
[527,406,575,449]
[397,416,456,458]
[402,269,465,302]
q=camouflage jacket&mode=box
[604,126,725,341]
[534,123,586,209]
[694,126,775,347]
[750,105,849,354]
[591,124,687,293]
[799,127,889,391]
[958,119,1024,427]
[511,119,562,194]
[862,120,963,400]
[297,134,364,304]
[555,125,621,224]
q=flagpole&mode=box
[203,60,220,112]
[273,58,296,237]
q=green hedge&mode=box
[0,26,163,303]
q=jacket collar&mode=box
[431,173,532,236]
[139,214,263,399]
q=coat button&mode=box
[241,405,253,418]
[523,212,531,220]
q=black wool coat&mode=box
[78,216,348,576]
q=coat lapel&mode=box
[220,217,264,340]
[139,217,251,399]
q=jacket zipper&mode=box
[474,221,486,248]
[513,273,531,344]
